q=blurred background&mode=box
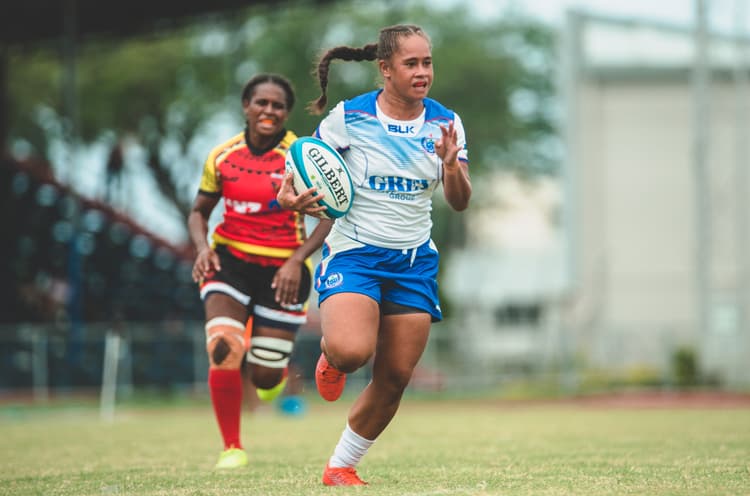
[1,0,748,407]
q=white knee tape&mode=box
[205,317,245,346]
[205,317,245,334]
[246,336,294,368]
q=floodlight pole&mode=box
[733,0,749,386]
[558,9,584,393]
[692,0,711,354]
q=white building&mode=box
[445,11,750,388]
[562,11,750,386]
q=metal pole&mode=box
[558,9,584,393]
[31,328,49,403]
[100,331,121,422]
[692,0,711,353]
[61,0,86,379]
[733,0,749,387]
[561,9,583,311]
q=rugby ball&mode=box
[284,136,354,219]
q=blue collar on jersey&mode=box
[344,89,454,122]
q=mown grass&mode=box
[1,395,748,495]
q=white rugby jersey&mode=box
[314,90,468,250]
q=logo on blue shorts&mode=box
[320,272,344,289]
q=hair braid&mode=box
[307,25,430,115]
[307,44,378,115]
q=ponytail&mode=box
[307,44,377,115]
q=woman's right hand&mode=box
[277,173,328,217]
[192,247,221,283]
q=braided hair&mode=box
[307,24,431,115]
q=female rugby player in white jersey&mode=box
[277,24,471,486]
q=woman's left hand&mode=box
[272,258,302,307]
[435,121,460,172]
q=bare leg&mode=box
[348,312,431,440]
[319,293,380,372]
[320,295,431,481]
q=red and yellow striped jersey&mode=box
[199,129,306,262]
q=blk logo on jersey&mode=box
[387,124,415,135]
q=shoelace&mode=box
[318,362,344,383]
[320,369,343,385]
[328,467,365,485]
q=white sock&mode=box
[328,423,375,468]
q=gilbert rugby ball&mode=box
[285,136,354,219]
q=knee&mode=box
[250,365,284,390]
[381,365,414,393]
[325,344,371,374]
[247,336,294,388]
[205,317,246,369]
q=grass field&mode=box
[1,394,749,495]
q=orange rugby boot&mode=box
[315,353,346,401]
[322,463,367,486]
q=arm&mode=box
[272,217,334,306]
[435,121,472,211]
[277,102,349,217]
[188,193,221,282]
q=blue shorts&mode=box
[314,230,442,322]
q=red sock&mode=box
[208,368,243,450]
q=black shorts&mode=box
[199,245,311,332]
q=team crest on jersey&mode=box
[421,137,435,154]
[320,272,344,289]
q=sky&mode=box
[447,0,743,33]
